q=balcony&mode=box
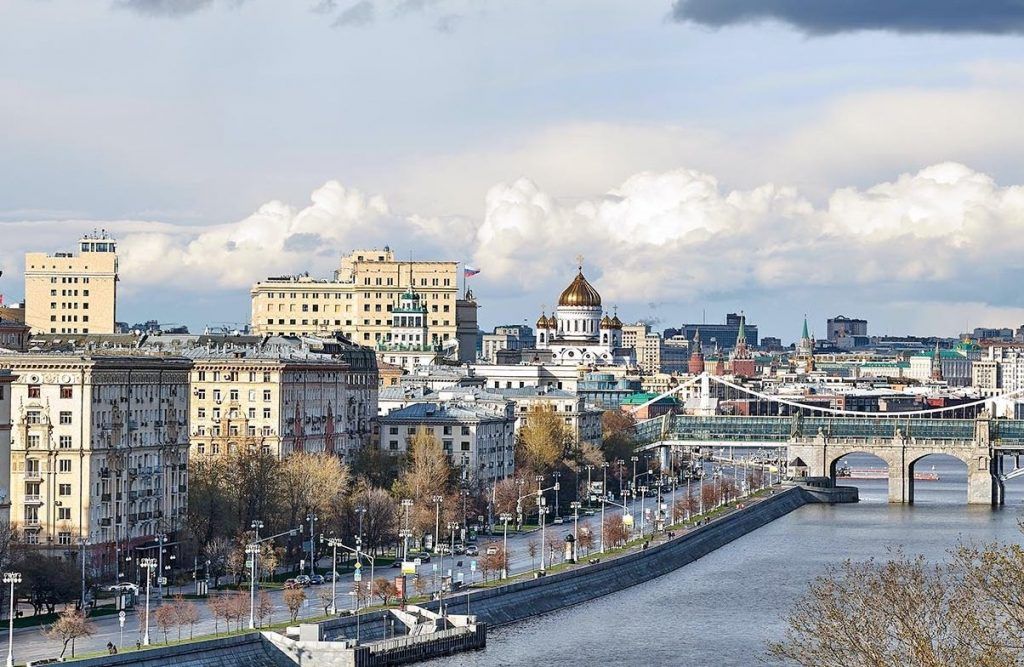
[101,493,111,502]
[23,495,43,504]
[23,520,41,530]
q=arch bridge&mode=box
[629,374,1024,505]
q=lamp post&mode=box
[630,455,639,496]
[499,513,512,579]
[155,533,167,598]
[600,462,609,552]
[638,486,649,536]
[246,544,260,629]
[536,480,559,573]
[569,502,581,562]
[552,471,562,519]
[432,496,443,553]
[140,557,157,646]
[306,513,318,576]
[78,537,87,609]
[323,537,343,614]
[4,572,21,667]
[400,499,413,561]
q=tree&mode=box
[225,540,247,586]
[372,577,398,606]
[413,575,427,599]
[527,539,538,569]
[481,547,507,582]
[43,607,94,659]
[17,556,78,615]
[318,587,334,616]
[279,452,349,563]
[284,588,306,622]
[701,483,719,511]
[153,603,177,643]
[603,519,629,548]
[256,590,274,628]
[203,536,233,587]
[516,404,573,474]
[350,444,401,489]
[344,482,399,556]
[175,595,199,639]
[676,487,700,520]
[577,522,595,555]
[600,410,636,463]
[224,591,247,632]
[187,457,236,547]
[208,595,226,635]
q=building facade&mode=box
[250,248,460,349]
[0,318,30,352]
[185,344,377,460]
[0,354,190,574]
[378,402,515,484]
[24,232,119,335]
[0,370,14,521]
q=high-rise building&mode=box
[827,316,868,343]
[0,354,190,574]
[24,232,119,334]
[250,248,461,349]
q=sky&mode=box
[3,1,1024,341]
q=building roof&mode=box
[381,401,510,423]
[557,267,602,308]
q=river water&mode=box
[427,453,1024,666]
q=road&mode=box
[0,461,777,663]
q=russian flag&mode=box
[464,266,481,278]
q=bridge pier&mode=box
[889,464,911,504]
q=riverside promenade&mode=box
[62,481,851,667]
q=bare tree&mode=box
[153,603,177,644]
[527,539,538,569]
[42,607,94,659]
[317,587,334,616]
[413,575,427,599]
[577,522,595,555]
[602,519,629,548]
[175,595,199,639]
[256,590,274,628]
[372,577,398,606]
[207,595,226,635]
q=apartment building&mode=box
[250,248,459,346]
[0,370,14,522]
[0,354,190,574]
[378,402,516,484]
[184,342,377,460]
[24,232,118,334]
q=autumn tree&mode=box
[256,590,274,627]
[284,588,307,622]
[393,428,454,537]
[153,603,177,643]
[603,519,629,548]
[280,452,350,562]
[516,404,574,474]
[601,410,636,463]
[701,483,719,511]
[43,608,94,659]
[675,487,700,520]
[413,575,428,599]
[175,595,199,639]
[494,477,535,526]
[208,595,226,635]
[372,577,399,606]
[481,546,507,582]
[344,482,398,556]
[318,587,335,616]
[577,522,595,555]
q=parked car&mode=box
[553,516,564,524]
[295,575,312,587]
[411,551,431,563]
[284,578,300,590]
[309,574,325,585]
[390,559,403,569]
[105,583,139,594]
[323,571,340,582]
[485,546,498,556]
[465,545,479,557]
[453,544,467,555]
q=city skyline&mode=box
[4,2,1024,336]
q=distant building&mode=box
[0,318,30,352]
[378,402,515,484]
[0,369,14,521]
[619,392,677,420]
[24,232,118,335]
[577,372,642,409]
[827,316,868,342]
[667,313,758,351]
[250,247,461,350]
[482,325,535,363]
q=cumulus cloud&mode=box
[4,163,1024,333]
[670,0,1024,35]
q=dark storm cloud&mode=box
[670,0,1024,35]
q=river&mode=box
[426,453,1024,666]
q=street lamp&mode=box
[400,499,413,561]
[638,486,649,536]
[600,461,610,552]
[431,496,443,553]
[552,471,562,519]
[306,513,318,576]
[322,537,343,615]
[498,513,512,579]
[155,533,167,597]
[569,502,581,562]
[4,572,21,667]
[140,557,157,646]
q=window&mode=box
[263,372,271,383]
[198,371,206,381]
[229,389,239,401]
[248,408,256,419]
[197,389,206,400]
[27,435,40,448]
[26,410,41,425]
[389,427,399,435]
[59,435,72,449]
[197,408,206,419]
[59,459,72,473]
[263,408,271,419]
[58,484,72,496]
[263,390,272,402]
[59,411,72,425]
[213,390,222,402]
[58,531,72,545]
[60,386,72,399]
[28,385,41,398]
[58,507,71,521]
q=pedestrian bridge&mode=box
[629,374,1024,505]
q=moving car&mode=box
[410,551,431,563]
[105,583,139,594]
[295,575,312,587]
[309,574,325,585]
[284,579,300,589]
[485,546,498,556]
[453,544,467,555]
[465,545,479,557]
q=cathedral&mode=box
[535,262,633,366]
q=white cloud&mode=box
[4,162,1024,335]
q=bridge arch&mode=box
[826,450,897,502]
[908,452,971,505]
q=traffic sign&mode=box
[413,558,422,566]
[118,611,126,627]
[354,562,361,569]
[158,577,168,586]
[353,570,362,582]
[470,560,477,572]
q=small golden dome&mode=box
[546,315,557,328]
[558,269,602,308]
[600,315,613,327]
[610,315,622,329]
[536,313,549,328]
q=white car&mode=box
[485,546,498,556]
[106,583,140,594]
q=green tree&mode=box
[600,410,636,463]
[17,556,78,614]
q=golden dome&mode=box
[558,269,602,308]
[546,315,557,328]
[600,315,613,327]
[610,314,622,329]
[536,313,550,328]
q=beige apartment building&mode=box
[0,354,190,576]
[0,370,15,522]
[250,248,459,347]
[185,344,377,460]
[24,232,118,335]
